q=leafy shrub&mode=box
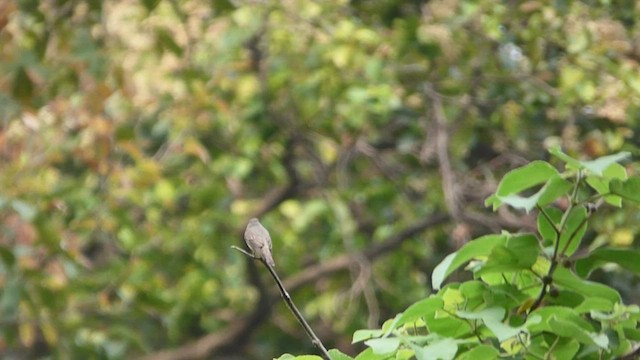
[282,148,640,360]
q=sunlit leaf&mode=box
[353,329,385,343]
[476,234,538,275]
[328,349,355,360]
[396,297,444,327]
[411,337,459,360]
[550,147,631,176]
[364,337,400,354]
[432,234,508,290]
[455,344,499,360]
[485,161,559,211]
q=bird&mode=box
[244,218,275,267]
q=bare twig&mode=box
[232,248,331,360]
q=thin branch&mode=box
[264,260,331,359]
[535,204,560,236]
[232,247,331,359]
[140,214,449,360]
[529,173,585,314]
[558,215,589,257]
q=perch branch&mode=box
[232,247,331,359]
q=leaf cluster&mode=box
[288,150,640,359]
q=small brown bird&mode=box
[244,218,275,267]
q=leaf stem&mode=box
[529,171,584,313]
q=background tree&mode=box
[0,0,638,358]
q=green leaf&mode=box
[492,192,541,213]
[458,280,487,305]
[586,176,621,207]
[553,267,621,303]
[495,161,559,196]
[550,338,580,359]
[476,234,539,275]
[353,329,385,343]
[575,248,640,278]
[431,234,508,290]
[558,207,587,257]
[623,327,640,341]
[610,178,640,204]
[476,245,521,274]
[424,309,472,338]
[328,349,354,360]
[364,337,400,354]
[484,317,526,342]
[537,207,561,245]
[487,175,570,213]
[527,307,594,333]
[456,307,526,342]
[550,147,631,176]
[456,307,505,321]
[505,233,539,267]
[354,347,391,360]
[485,161,560,211]
[537,175,572,206]
[602,162,629,180]
[550,147,584,170]
[411,338,459,360]
[580,152,632,176]
[456,344,499,360]
[586,163,627,206]
[396,297,444,327]
[548,316,609,348]
[275,354,296,359]
[574,297,614,314]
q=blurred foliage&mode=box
[0,0,638,358]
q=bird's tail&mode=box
[263,250,275,267]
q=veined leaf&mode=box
[575,248,640,278]
[364,337,400,355]
[486,174,570,212]
[558,207,587,257]
[411,337,459,360]
[432,234,508,290]
[553,267,621,303]
[547,316,608,348]
[396,297,444,327]
[550,147,631,176]
[610,178,640,204]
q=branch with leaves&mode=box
[340,148,640,360]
